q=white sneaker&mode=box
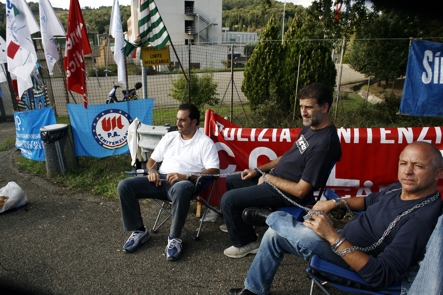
[219,224,228,233]
[123,227,150,253]
[223,239,261,258]
[165,236,183,261]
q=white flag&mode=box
[110,0,126,88]
[0,36,7,83]
[39,0,66,76]
[6,0,40,98]
[0,36,7,64]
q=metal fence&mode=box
[0,40,371,126]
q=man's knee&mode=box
[170,181,195,201]
[117,178,133,198]
[220,189,237,211]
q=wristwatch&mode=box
[333,198,341,209]
[253,168,262,175]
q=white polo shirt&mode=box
[151,129,219,174]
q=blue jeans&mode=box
[406,214,443,295]
[118,175,195,238]
[243,211,349,295]
[221,173,311,247]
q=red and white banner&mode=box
[204,110,443,204]
[64,0,91,108]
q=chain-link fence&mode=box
[1,39,386,126]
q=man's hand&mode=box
[166,173,187,184]
[241,169,258,180]
[312,199,336,214]
[147,172,162,186]
[303,211,337,244]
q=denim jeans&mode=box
[220,173,308,247]
[243,211,349,295]
[118,175,195,238]
[405,214,443,295]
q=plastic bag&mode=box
[0,182,27,213]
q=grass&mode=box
[0,138,15,152]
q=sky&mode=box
[0,0,313,10]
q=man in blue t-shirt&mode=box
[220,83,342,259]
[228,141,443,295]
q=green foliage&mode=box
[244,42,257,57]
[242,13,336,117]
[347,8,443,82]
[169,72,220,110]
[242,15,283,109]
[222,0,301,32]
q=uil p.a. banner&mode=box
[67,99,154,157]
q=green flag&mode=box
[124,0,170,57]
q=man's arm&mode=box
[306,212,370,271]
[312,196,366,214]
[188,168,220,182]
[261,173,312,199]
[241,157,282,180]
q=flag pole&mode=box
[150,0,188,82]
[168,40,188,82]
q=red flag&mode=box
[63,0,92,108]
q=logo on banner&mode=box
[92,109,133,149]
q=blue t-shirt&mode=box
[275,124,342,196]
[342,182,442,288]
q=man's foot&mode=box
[228,288,257,295]
[219,223,228,233]
[223,239,260,258]
[165,236,183,261]
[242,207,271,227]
[123,226,150,253]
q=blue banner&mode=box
[67,99,154,157]
[14,107,57,161]
[400,40,443,117]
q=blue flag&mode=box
[67,99,154,157]
[15,107,56,161]
[400,40,443,117]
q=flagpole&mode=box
[150,0,188,82]
[168,40,188,82]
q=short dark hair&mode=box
[297,83,333,110]
[179,103,200,126]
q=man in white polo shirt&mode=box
[118,103,220,261]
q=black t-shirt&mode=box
[275,124,342,192]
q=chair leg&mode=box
[151,200,172,233]
[150,200,198,241]
[310,279,332,295]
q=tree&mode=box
[241,15,283,109]
[347,8,443,83]
[169,72,219,110]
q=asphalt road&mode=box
[0,120,357,295]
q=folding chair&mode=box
[306,254,401,295]
[150,174,220,241]
[124,169,221,241]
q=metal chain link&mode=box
[335,191,440,255]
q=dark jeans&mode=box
[220,172,310,247]
[118,175,195,238]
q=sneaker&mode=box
[165,236,183,261]
[123,227,150,253]
[223,239,261,258]
[219,223,228,233]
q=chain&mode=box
[143,165,441,255]
[335,191,440,255]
